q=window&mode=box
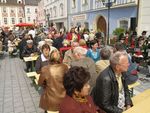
[72,0,76,8]
[27,8,30,13]
[18,7,22,13]
[10,8,15,13]
[11,18,15,24]
[60,3,63,16]
[17,0,22,4]
[53,6,56,17]
[82,0,88,5]
[119,20,128,30]
[4,18,7,24]
[28,17,30,22]
[50,8,52,17]
[35,8,37,13]
[3,7,7,13]
[1,0,6,3]
[19,18,22,23]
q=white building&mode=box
[0,0,25,27]
[44,0,68,31]
[137,0,150,36]
[37,0,46,27]
[24,0,39,24]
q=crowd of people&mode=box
[0,24,150,113]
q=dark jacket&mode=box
[21,45,39,57]
[91,66,133,113]
[35,55,49,74]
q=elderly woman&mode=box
[38,50,68,113]
[59,66,97,113]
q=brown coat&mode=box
[38,63,68,111]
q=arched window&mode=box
[60,3,63,16]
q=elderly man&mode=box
[92,51,133,113]
[70,46,98,90]
[22,40,39,72]
[95,46,112,74]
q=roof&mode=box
[25,0,40,6]
[0,0,40,6]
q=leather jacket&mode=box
[91,66,133,113]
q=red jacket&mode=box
[66,33,81,42]
[59,95,97,113]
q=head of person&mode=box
[115,42,125,51]
[63,66,91,97]
[125,31,129,37]
[79,39,87,46]
[27,40,33,48]
[142,31,147,36]
[73,47,87,59]
[41,44,50,58]
[71,41,79,49]
[28,34,33,40]
[90,39,98,50]
[45,38,53,46]
[49,49,60,64]
[110,51,129,74]
[100,46,111,60]
[70,27,75,33]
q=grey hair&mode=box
[100,46,111,60]
[73,47,87,56]
[110,51,128,68]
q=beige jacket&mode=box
[96,60,110,74]
[38,63,68,111]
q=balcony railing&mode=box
[95,0,137,10]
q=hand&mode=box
[126,105,131,110]
[30,53,34,57]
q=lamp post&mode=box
[102,0,116,45]
[47,14,50,27]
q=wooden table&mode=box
[23,55,38,71]
[132,89,150,105]
[123,96,150,113]
[23,55,39,62]
[128,81,140,97]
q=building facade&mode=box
[44,0,68,31]
[0,0,25,27]
[24,0,39,24]
[68,0,138,37]
[37,0,46,27]
[137,0,150,35]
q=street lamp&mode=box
[47,14,50,27]
[102,0,116,45]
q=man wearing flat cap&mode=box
[22,40,40,72]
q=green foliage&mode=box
[113,28,125,37]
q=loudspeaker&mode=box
[130,17,137,31]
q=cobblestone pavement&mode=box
[0,53,150,113]
[0,54,43,113]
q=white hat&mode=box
[45,39,53,43]
[27,40,33,44]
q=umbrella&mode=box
[15,23,34,27]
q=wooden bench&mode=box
[26,72,38,77]
[34,74,40,85]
